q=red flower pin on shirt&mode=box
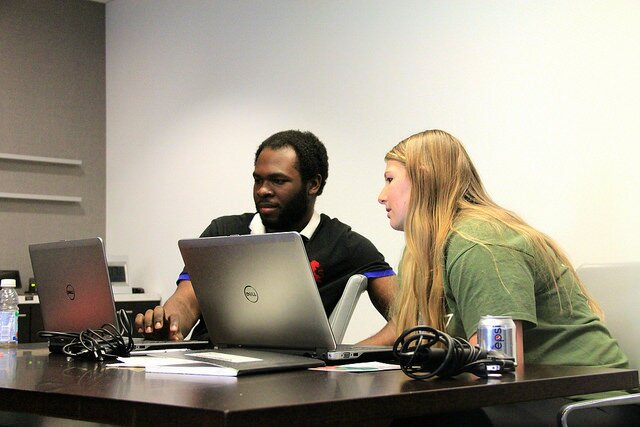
[309,260,324,284]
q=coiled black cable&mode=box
[38,309,135,361]
[393,325,515,380]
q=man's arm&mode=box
[358,320,397,346]
[357,275,398,346]
[367,274,397,320]
[134,280,201,341]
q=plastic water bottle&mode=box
[0,279,19,347]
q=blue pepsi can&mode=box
[477,315,517,365]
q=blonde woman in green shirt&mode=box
[371,129,637,426]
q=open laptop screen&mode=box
[29,238,118,333]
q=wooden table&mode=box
[0,344,637,426]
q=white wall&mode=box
[106,0,640,343]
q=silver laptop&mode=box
[179,232,392,362]
[28,238,208,353]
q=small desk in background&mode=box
[17,293,161,342]
[0,344,637,426]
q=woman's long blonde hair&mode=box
[387,129,601,336]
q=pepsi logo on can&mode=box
[477,315,517,365]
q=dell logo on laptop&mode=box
[66,284,76,300]
[243,285,258,303]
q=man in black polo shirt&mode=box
[135,130,396,342]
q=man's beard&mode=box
[258,188,309,232]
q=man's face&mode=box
[253,147,310,232]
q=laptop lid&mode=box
[29,238,118,333]
[179,232,338,355]
[29,238,209,354]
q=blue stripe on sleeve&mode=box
[363,269,395,279]
[177,273,190,283]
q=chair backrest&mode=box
[577,262,640,369]
[329,274,368,344]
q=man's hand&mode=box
[133,280,201,341]
[134,306,184,341]
[358,321,398,346]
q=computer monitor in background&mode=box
[107,259,132,294]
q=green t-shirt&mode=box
[443,217,628,368]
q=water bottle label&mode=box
[0,311,18,343]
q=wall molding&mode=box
[0,192,82,203]
[0,153,82,166]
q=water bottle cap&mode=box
[1,279,16,288]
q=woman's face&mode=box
[378,160,411,231]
